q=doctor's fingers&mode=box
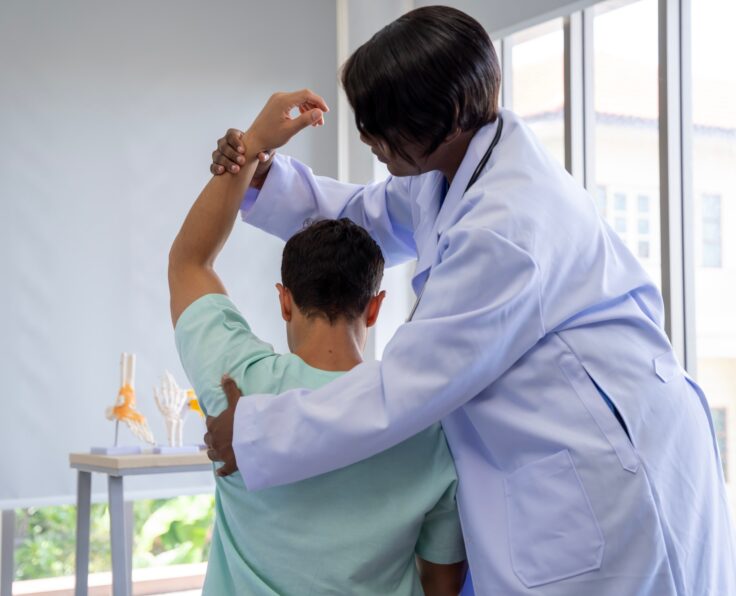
[211,129,246,175]
[216,453,238,477]
[221,375,243,409]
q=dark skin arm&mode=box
[417,558,468,596]
[169,89,328,326]
[205,376,242,477]
[171,89,328,474]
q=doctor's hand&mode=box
[210,89,329,183]
[203,375,242,477]
[210,129,274,187]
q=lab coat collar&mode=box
[411,116,503,296]
[435,116,502,237]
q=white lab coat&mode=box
[234,109,735,594]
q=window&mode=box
[596,186,608,216]
[712,408,729,481]
[638,219,650,234]
[692,0,736,516]
[511,19,565,165]
[702,194,722,268]
[614,192,627,211]
[593,0,661,287]
[371,161,416,359]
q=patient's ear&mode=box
[365,290,386,328]
[276,283,293,322]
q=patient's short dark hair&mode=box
[281,219,384,324]
[341,5,500,164]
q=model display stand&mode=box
[152,371,203,454]
[91,352,156,455]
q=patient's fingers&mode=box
[285,88,329,114]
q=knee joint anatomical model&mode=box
[106,352,155,446]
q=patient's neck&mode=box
[290,316,365,372]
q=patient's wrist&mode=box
[241,130,264,162]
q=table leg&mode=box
[108,475,130,596]
[1,509,16,596]
[124,500,134,590]
[74,471,92,596]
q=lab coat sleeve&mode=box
[241,154,417,266]
[232,225,547,490]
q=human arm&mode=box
[417,559,467,596]
[210,131,419,267]
[241,155,418,267]
[168,144,259,326]
[221,224,545,489]
[169,90,328,325]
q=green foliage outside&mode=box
[14,495,215,581]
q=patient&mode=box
[168,132,466,594]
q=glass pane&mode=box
[593,0,661,287]
[691,0,736,511]
[511,19,565,165]
[371,159,416,359]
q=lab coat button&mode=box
[653,350,680,383]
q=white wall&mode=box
[0,0,338,507]
[414,0,602,38]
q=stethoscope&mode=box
[406,115,504,322]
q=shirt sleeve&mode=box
[232,225,546,490]
[415,485,466,564]
[174,293,279,417]
[241,154,417,267]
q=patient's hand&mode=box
[210,89,328,179]
[204,375,242,477]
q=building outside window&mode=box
[691,0,736,515]
[712,407,729,482]
[596,186,608,216]
[614,192,627,211]
[592,0,661,285]
[510,19,565,166]
[614,217,627,234]
[702,193,723,268]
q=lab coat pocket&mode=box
[504,449,605,588]
[559,352,639,473]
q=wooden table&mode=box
[69,451,212,596]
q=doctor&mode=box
[204,6,735,594]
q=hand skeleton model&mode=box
[106,352,155,445]
[153,371,193,447]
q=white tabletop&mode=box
[69,451,212,476]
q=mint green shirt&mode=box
[175,294,465,596]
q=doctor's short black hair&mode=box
[341,5,501,164]
[281,218,384,324]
